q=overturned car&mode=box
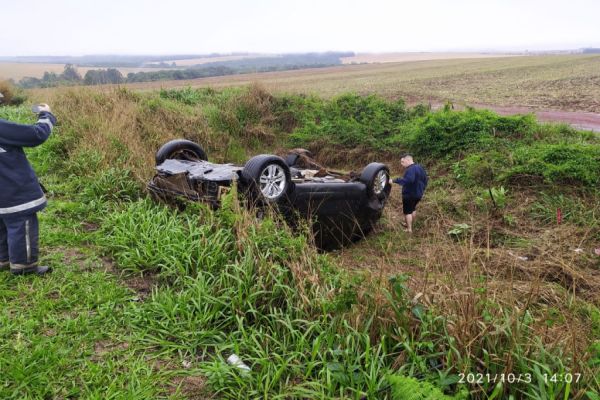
[148,139,391,249]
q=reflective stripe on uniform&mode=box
[37,118,53,130]
[25,219,31,263]
[9,263,36,271]
[0,195,46,215]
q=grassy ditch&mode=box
[0,87,598,399]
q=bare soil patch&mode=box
[168,375,211,399]
[92,340,130,361]
[100,256,158,300]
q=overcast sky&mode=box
[1,0,599,56]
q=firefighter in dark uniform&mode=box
[0,96,56,275]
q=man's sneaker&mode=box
[10,264,52,276]
[0,261,9,272]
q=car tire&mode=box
[242,155,291,204]
[360,163,391,200]
[155,139,207,165]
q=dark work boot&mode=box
[0,261,9,272]
[10,263,52,276]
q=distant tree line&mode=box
[17,52,354,88]
[190,52,353,70]
[125,66,237,83]
[19,64,87,88]
[18,64,125,88]
[84,69,125,85]
[18,64,231,88]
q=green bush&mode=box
[288,93,408,149]
[452,151,507,186]
[507,143,600,185]
[404,109,535,158]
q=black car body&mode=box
[148,140,391,248]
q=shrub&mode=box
[288,93,408,149]
[0,80,27,106]
[452,151,507,186]
[506,143,600,185]
[404,109,535,158]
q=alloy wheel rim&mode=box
[374,170,388,195]
[259,164,287,199]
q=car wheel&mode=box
[242,155,291,203]
[360,163,391,199]
[155,139,207,165]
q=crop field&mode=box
[119,54,600,113]
[0,84,598,399]
[0,62,171,81]
[0,62,67,80]
[146,54,267,67]
[0,52,508,81]
[340,52,511,64]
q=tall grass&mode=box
[10,86,599,398]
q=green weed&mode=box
[530,191,600,226]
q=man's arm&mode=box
[393,167,416,186]
[0,111,56,147]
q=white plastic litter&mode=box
[574,248,585,254]
[227,354,251,373]
[508,251,528,261]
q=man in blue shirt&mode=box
[392,154,428,233]
[0,99,56,275]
